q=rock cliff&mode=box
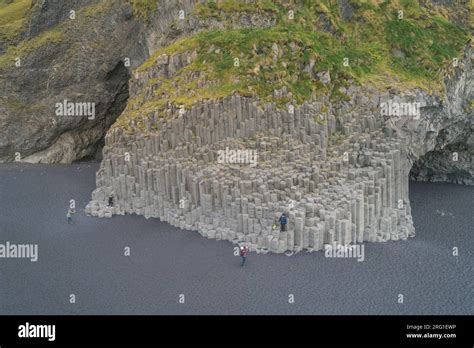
[81,1,472,253]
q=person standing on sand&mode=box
[240,245,249,267]
[67,208,76,224]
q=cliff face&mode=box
[83,1,472,254]
[408,47,473,184]
[84,46,471,254]
[0,0,151,163]
[1,0,471,166]
[0,0,275,162]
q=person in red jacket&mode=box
[240,245,249,267]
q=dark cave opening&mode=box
[409,140,473,185]
[76,61,131,162]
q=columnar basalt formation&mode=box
[86,42,473,254]
[84,1,472,255]
[86,79,418,253]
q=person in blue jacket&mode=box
[279,212,288,232]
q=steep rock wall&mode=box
[0,0,149,163]
[85,42,472,254]
[387,46,473,184]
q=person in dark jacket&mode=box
[240,245,249,267]
[279,213,288,232]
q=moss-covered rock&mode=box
[0,0,32,43]
[116,0,469,133]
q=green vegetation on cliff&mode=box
[0,27,64,68]
[127,0,157,21]
[0,0,32,42]
[119,0,469,131]
[0,0,112,70]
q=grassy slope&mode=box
[127,0,156,20]
[116,0,470,131]
[0,0,112,70]
[0,27,64,68]
[0,0,32,42]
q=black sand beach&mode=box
[0,163,472,314]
